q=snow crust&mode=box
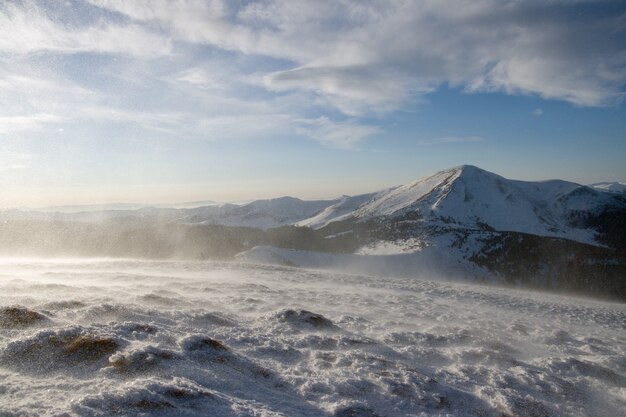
[1,259,623,417]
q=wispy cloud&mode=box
[1,0,625,151]
[0,151,34,171]
[533,108,544,116]
[0,114,62,134]
[0,2,171,57]
[295,117,382,149]
[90,0,626,110]
[418,136,485,146]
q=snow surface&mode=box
[236,242,488,283]
[295,193,377,229]
[0,259,624,417]
[590,182,626,194]
[176,197,337,230]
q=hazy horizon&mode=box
[2,163,625,211]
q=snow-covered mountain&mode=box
[237,166,626,299]
[295,193,377,229]
[4,165,622,242]
[590,181,626,194]
[0,197,338,230]
[1,165,624,299]
[180,197,337,229]
[302,165,622,246]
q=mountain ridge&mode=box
[2,165,624,247]
[0,165,624,300]
[299,165,624,247]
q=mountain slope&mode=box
[182,197,337,229]
[1,165,624,299]
[0,197,339,230]
[288,166,626,299]
[590,181,626,194]
[304,165,624,246]
[295,193,377,228]
[4,165,622,243]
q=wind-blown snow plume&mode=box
[0,259,624,416]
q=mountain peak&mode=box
[449,164,496,179]
[344,164,620,245]
[452,164,482,172]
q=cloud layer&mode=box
[1,0,625,147]
[88,0,626,108]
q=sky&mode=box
[0,0,625,208]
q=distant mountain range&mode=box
[21,200,220,213]
[1,165,625,300]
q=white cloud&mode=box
[89,0,626,111]
[264,65,433,116]
[170,63,236,92]
[2,0,625,149]
[0,114,61,134]
[533,108,544,116]
[0,56,292,142]
[176,69,220,89]
[0,1,171,57]
[0,151,34,171]
[0,65,97,134]
[295,117,382,149]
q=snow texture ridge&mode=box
[0,259,624,417]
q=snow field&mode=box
[0,259,624,416]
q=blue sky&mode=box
[0,0,625,207]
